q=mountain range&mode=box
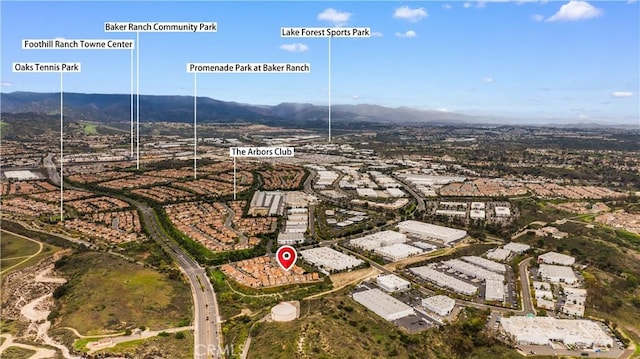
[0,91,476,128]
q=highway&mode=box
[43,153,60,185]
[41,154,222,358]
[128,201,224,359]
[518,257,536,315]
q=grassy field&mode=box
[82,123,97,135]
[52,252,192,335]
[76,331,193,358]
[0,231,59,275]
[0,346,35,359]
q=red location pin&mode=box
[276,245,297,271]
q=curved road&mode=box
[132,201,223,359]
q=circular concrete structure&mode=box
[271,302,297,322]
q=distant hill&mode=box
[1,92,473,127]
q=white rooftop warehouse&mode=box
[377,274,411,292]
[352,288,414,321]
[410,266,478,296]
[538,251,576,266]
[374,243,423,262]
[461,256,506,273]
[486,248,511,262]
[397,220,467,245]
[349,230,407,251]
[443,259,504,281]
[538,264,578,285]
[422,295,455,316]
[485,279,505,302]
[300,247,363,274]
[500,317,613,348]
[503,242,531,254]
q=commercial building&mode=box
[504,242,531,254]
[349,230,407,251]
[500,317,613,348]
[486,248,511,262]
[442,259,504,281]
[352,288,414,321]
[248,191,285,216]
[538,252,576,266]
[422,295,455,316]
[495,206,511,217]
[410,266,478,296]
[436,210,466,218]
[374,243,423,262]
[3,170,42,180]
[397,220,467,245]
[470,210,486,220]
[300,247,363,274]
[461,256,506,273]
[277,232,305,245]
[538,264,578,285]
[377,274,411,292]
[485,279,505,302]
[562,287,587,317]
[412,241,437,251]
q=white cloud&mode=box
[546,0,603,22]
[627,0,637,4]
[437,108,450,112]
[442,4,452,10]
[395,30,417,38]
[279,43,309,52]
[483,77,494,83]
[352,95,360,100]
[463,2,473,8]
[393,5,428,22]
[317,8,352,26]
[611,91,633,98]
[532,14,545,21]
[579,113,588,119]
[371,31,384,37]
[1,81,13,87]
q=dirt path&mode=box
[304,267,381,300]
[0,333,57,359]
[86,326,194,354]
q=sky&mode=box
[1,0,638,124]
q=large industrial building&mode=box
[500,317,613,348]
[248,191,285,216]
[374,243,423,262]
[503,242,531,254]
[538,264,578,284]
[461,256,506,273]
[538,252,576,266]
[409,266,478,296]
[442,259,504,281]
[486,248,511,262]
[485,279,505,302]
[422,295,455,316]
[397,220,467,245]
[376,274,411,292]
[352,288,415,321]
[300,247,363,274]
[349,230,407,251]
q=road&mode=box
[132,200,223,359]
[43,153,60,185]
[394,177,426,212]
[518,257,536,315]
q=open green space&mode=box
[0,231,60,275]
[0,346,36,359]
[1,231,40,259]
[51,251,192,335]
[82,123,97,135]
[76,331,192,358]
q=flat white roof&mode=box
[539,264,578,283]
[374,243,423,260]
[422,295,455,313]
[461,256,506,273]
[539,251,575,266]
[486,248,511,262]
[300,247,363,272]
[377,274,410,290]
[352,288,414,321]
[410,266,477,295]
[398,220,467,243]
[485,279,505,301]
[4,170,41,180]
[443,259,504,281]
[501,317,613,347]
[504,242,531,253]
